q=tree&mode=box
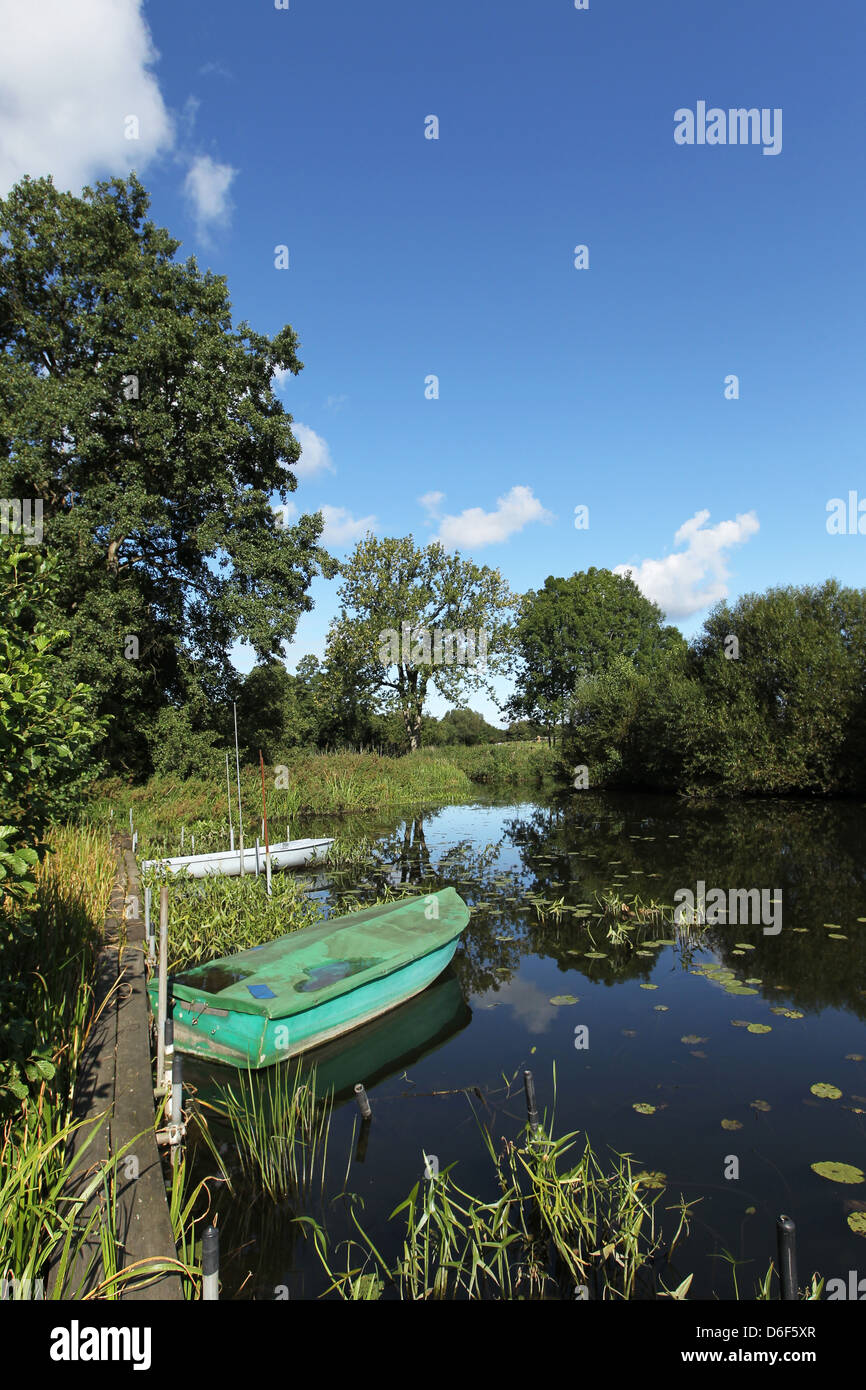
[436,708,502,745]
[508,568,683,743]
[0,173,337,775]
[687,581,866,795]
[325,534,515,750]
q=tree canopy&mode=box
[324,534,515,749]
[507,567,684,740]
[0,172,336,774]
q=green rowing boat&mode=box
[148,887,470,1068]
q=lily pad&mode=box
[811,1161,864,1184]
[747,1023,772,1034]
[681,1035,708,1045]
[549,995,579,1006]
[633,1170,666,1189]
[721,1119,742,1130]
[734,943,756,950]
[847,1212,866,1236]
[725,985,759,996]
[639,983,658,990]
[845,1054,865,1062]
[750,1099,772,1112]
[584,951,607,959]
[810,1082,842,1099]
[632,1102,656,1115]
[731,1019,751,1028]
[653,1004,669,1012]
[828,933,847,940]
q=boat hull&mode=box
[142,838,333,878]
[168,939,460,1067]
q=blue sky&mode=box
[3,0,865,724]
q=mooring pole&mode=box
[259,750,272,897]
[156,886,169,1089]
[145,885,155,963]
[202,1226,219,1301]
[164,1018,174,1095]
[233,702,244,876]
[226,751,235,852]
[523,1068,540,1132]
[170,1051,184,1168]
[354,1082,372,1120]
[777,1214,798,1300]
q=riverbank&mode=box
[83,743,561,856]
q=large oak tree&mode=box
[0,173,336,773]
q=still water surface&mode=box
[184,791,866,1299]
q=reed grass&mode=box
[140,868,325,972]
[199,1058,334,1204]
[309,1077,695,1300]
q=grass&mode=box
[140,865,326,973]
[308,1084,696,1300]
[82,744,559,857]
[197,1058,334,1204]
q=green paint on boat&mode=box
[148,887,470,1068]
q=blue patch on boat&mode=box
[247,984,276,999]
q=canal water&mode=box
[183,791,866,1299]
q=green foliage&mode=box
[0,173,336,776]
[508,568,684,740]
[325,534,515,749]
[0,544,105,905]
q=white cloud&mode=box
[418,491,445,517]
[183,154,237,237]
[435,485,553,550]
[318,505,376,547]
[325,393,349,413]
[271,365,293,393]
[0,0,174,195]
[291,423,335,478]
[614,509,760,620]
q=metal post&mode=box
[523,1069,540,1132]
[202,1226,219,1301]
[164,1018,174,1095]
[233,701,244,877]
[777,1214,798,1301]
[132,830,138,854]
[129,808,133,834]
[145,885,155,963]
[266,853,272,897]
[157,886,168,1088]
[191,834,195,854]
[171,1051,183,1126]
[226,751,234,853]
[255,838,260,877]
[354,1083,372,1119]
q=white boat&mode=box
[141,838,334,878]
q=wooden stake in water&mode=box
[233,701,245,877]
[259,749,272,897]
[226,752,235,852]
[157,886,169,1089]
